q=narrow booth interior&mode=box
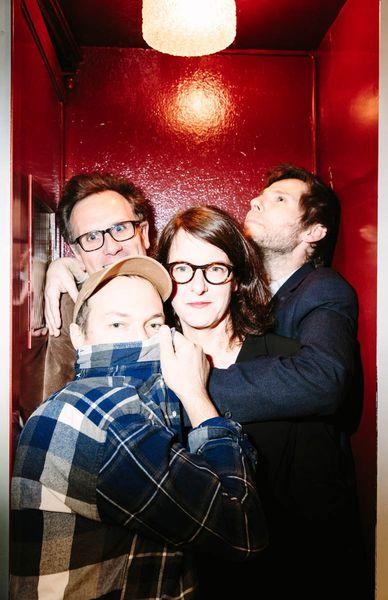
[11,0,378,592]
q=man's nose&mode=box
[190,268,208,294]
[104,232,123,254]
[250,196,262,210]
[129,323,148,341]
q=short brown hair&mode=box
[57,173,149,244]
[74,299,90,335]
[265,164,341,266]
[157,206,273,342]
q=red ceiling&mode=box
[59,0,347,51]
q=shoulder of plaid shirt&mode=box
[11,362,268,562]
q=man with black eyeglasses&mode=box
[42,172,151,401]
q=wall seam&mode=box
[310,52,318,174]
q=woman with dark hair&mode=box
[157,205,278,364]
[157,205,299,598]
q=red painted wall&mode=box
[317,0,378,566]
[12,0,64,424]
[10,0,378,587]
[65,43,377,563]
[65,48,314,234]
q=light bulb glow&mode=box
[142,0,237,57]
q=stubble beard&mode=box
[250,223,303,262]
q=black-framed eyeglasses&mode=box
[72,220,142,252]
[168,262,234,285]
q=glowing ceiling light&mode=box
[142,0,237,57]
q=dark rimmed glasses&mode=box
[168,262,234,285]
[72,220,142,252]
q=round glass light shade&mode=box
[142,0,237,57]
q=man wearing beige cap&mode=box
[11,256,267,600]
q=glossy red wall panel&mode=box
[65,49,314,234]
[317,0,378,565]
[12,0,64,421]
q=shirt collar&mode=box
[75,335,161,378]
[269,267,299,296]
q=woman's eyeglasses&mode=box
[168,262,234,285]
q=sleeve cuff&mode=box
[195,416,232,428]
[188,417,243,453]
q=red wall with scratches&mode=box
[12,0,64,425]
[10,0,378,588]
[27,7,377,572]
[65,48,314,235]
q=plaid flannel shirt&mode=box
[11,337,267,599]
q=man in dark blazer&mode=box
[209,164,367,599]
[210,164,357,423]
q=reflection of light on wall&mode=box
[359,224,377,264]
[350,87,378,126]
[359,224,377,244]
[161,74,232,141]
[177,84,223,129]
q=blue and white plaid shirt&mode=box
[11,337,267,599]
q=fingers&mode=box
[170,330,186,351]
[159,325,174,359]
[65,277,79,304]
[44,258,84,336]
[31,327,48,337]
[158,328,214,427]
[68,259,88,284]
[55,261,81,303]
[159,328,189,360]
[45,287,61,336]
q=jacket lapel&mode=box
[271,262,315,304]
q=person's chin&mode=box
[243,222,256,238]
[184,315,215,329]
[245,226,264,246]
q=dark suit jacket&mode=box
[209,262,359,422]
[235,333,351,523]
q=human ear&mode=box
[302,223,327,243]
[139,221,150,250]
[70,322,86,350]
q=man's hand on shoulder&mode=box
[45,257,87,336]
